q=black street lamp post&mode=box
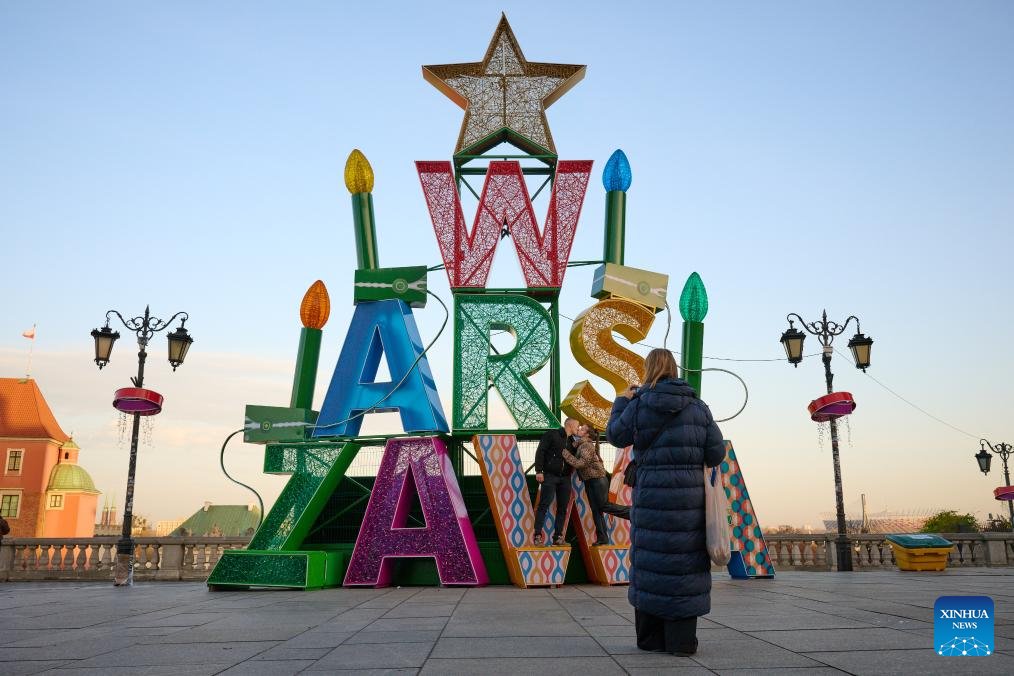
[91,306,192,586]
[975,440,1014,532]
[781,310,873,573]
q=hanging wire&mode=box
[557,310,820,362]
[216,288,451,518]
[663,299,672,349]
[219,428,264,528]
[678,365,749,423]
[832,347,980,439]
[310,288,450,433]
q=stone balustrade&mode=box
[0,537,249,582]
[764,532,1014,571]
[3,533,1012,581]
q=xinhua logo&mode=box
[934,596,993,656]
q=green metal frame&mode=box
[453,127,558,170]
[208,441,361,589]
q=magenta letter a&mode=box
[344,437,488,587]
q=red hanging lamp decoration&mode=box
[113,387,164,416]
[807,392,856,423]
[994,485,1014,502]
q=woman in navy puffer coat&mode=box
[607,349,726,655]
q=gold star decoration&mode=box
[422,14,586,156]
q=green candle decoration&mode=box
[345,149,380,271]
[291,280,330,409]
[601,149,630,265]
[679,272,708,394]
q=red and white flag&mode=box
[22,327,35,340]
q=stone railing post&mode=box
[983,534,1010,566]
[156,538,184,581]
[0,542,13,581]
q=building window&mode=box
[49,494,64,509]
[64,452,69,460]
[0,494,19,518]
[6,449,24,474]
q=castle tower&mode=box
[0,379,100,537]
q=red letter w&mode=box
[416,160,592,289]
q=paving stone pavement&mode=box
[1,570,1012,675]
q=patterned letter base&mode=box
[721,441,776,579]
[566,444,632,585]
[474,434,571,587]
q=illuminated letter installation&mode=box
[416,160,592,288]
[345,437,488,587]
[314,299,448,437]
[721,442,775,579]
[474,434,571,587]
[454,294,556,430]
[562,298,655,430]
[207,441,361,589]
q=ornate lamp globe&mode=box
[780,324,806,366]
[975,444,992,475]
[90,325,120,370]
[847,332,874,372]
[167,324,194,371]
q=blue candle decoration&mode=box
[602,149,632,192]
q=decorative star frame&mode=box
[422,14,586,157]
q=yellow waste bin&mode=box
[886,534,952,572]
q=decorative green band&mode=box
[208,549,342,589]
[353,265,428,307]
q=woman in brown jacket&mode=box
[564,427,630,545]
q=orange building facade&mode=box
[0,378,100,538]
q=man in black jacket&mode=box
[533,417,580,546]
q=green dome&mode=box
[47,463,99,493]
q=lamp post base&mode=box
[113,540,134,587]
[835,535,854,572]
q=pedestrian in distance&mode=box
[533,417,580,546]
[606,348,726,656]
[564,425,630,545]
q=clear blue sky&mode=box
[2,1,1013,526]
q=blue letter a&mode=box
[313,300,448,437]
